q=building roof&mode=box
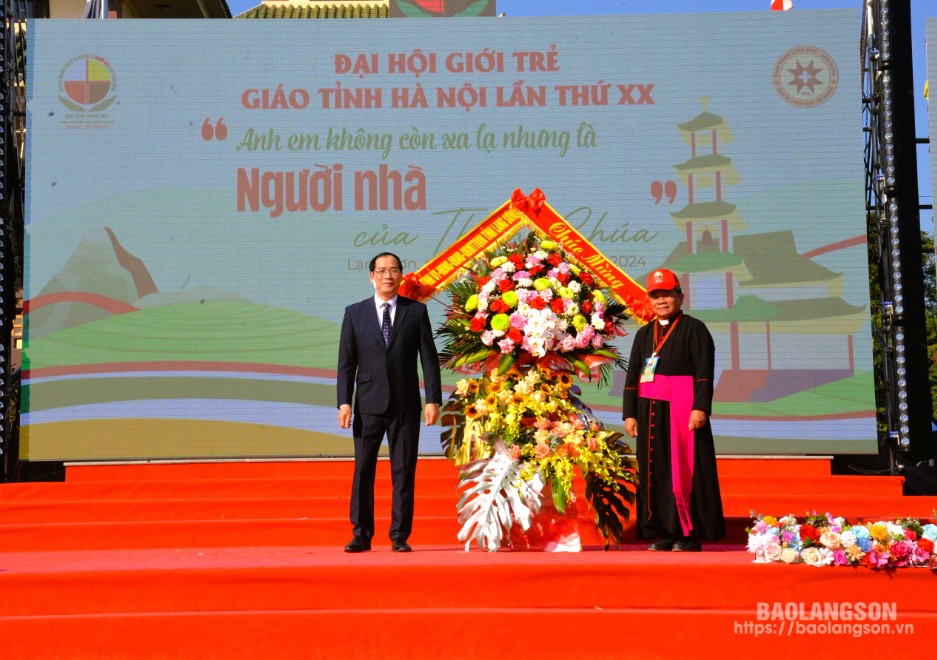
[237,1,388,18]
[693,295,867,329]
[678,110,725,132]
[734,230,841,286]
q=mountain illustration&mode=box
[27,228,157,338]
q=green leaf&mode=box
[393,0,431,17]
[552,484,567,514]
[456,0,492,17]
[453,347,491,368]
[584,471,636,549]
[570,355,591,380]
[496,352,517,376]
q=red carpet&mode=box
[1,457,936,658]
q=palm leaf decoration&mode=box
[438,396,464,459]
[456,440,544,551]
[584,438,639,549]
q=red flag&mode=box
[771,0,793,9]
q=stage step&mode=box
[3,458,936,656]
[61,456,835,482]
[1,546,934,658]
[1,457,933,552]
[0,491,931,526]
[0,472,903,503]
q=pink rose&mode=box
[819,531,842,550]
[508,445,521,461]
[764,542,783,561]
[534,443,550,459]
[891,541,911,566]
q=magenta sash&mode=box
[638,374,695,536]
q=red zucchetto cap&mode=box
[645,269,681,294]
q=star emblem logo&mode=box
[787,59,824,95]
[773,46,839,108]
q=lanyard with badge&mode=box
[640,316,682,383]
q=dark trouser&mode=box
[350,406,421,542]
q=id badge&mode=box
[640,355,659,383]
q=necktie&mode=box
[381,302,392,346]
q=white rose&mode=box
[800,547,823,567]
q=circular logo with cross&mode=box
[773,46,839,108]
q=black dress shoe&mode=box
[647,537,676,551]
[672,539,702,552]
[344,537,371,553]
[391,540,412,553]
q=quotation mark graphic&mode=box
[650,180,678,204]
[201,118,228,141]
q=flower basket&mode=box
[507,480,613,551]
[435,230,640,551]
[747,512,937,569]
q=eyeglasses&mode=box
[373,268,402,276]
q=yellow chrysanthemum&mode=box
[869,523,889,542]
[763,516,778,527]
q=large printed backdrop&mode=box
[23,11,876,460]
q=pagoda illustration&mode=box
[652,98,866,404]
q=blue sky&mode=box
[223,0,934,229]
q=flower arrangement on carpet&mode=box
[747,512,937,569]
[436,231,639,551]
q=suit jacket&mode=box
[336,296,442,416]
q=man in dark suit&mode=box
[337,252,442,553]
